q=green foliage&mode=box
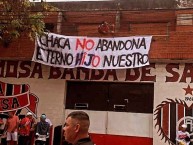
[28,12,45,40]
[0,0,58,47]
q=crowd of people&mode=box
[0,111,52,145]
[1,110,191,145]
[0,110,193,145]
[0,110,95,145]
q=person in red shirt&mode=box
[4,111,19,145]
[18,112,33,145]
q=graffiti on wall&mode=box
[2,60,193,145]
[0,81,39,117]
[1,61,193,83]
[153,63,193,145]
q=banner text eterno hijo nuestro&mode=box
[32,33,152,69]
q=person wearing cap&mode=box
[18,112,33,145]
[35,114,50,145]
[176,124,190,145]
[41,114,52,127]
[41,114,53,145]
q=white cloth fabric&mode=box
[176,130,190,145]
[35,133,47,142]
[0,118,6,130]
[45,118,52,126]
[6,131,18,141]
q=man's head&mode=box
[8,111,14,118]
[63,111,90,144]
[26,112,32,119]
[40,114,46,122]
[181,124,187,132]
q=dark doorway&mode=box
[66,81,154,113]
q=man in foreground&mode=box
[63,111,94,145]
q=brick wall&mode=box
[1,9,193,60]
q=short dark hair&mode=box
[67,111,89,121]
[67,111,90,132]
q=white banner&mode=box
[32,33,152,69]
